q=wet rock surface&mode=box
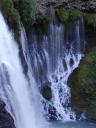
[41,82,52,100]
[37,0,96,15]
[0,99,15,128]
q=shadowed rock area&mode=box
[0,99,15,128]
[41,82,52,101]
[37,0,96,15]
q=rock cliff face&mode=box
[37,0,96,15]
[68,46,96,121]
[0,99,15,128]
[0,0,96,126]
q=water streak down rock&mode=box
[29,19,85,120]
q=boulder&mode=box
[41,82,52,100]
[0,99,16,128]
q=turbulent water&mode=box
[0,12,45,128]
[0,11,89,128]
[29,20,85,120]
[50,121,96,128]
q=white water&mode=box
[0,12,45,128]
[30,22,85,121]
[47,23,83,120]
[0,11,85,128]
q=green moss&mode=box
[55,8,70,23]
[0,0,21,29]
[0,0,37,38]
[33,15,49,35]
[0,0,21,40]
[70,9,83,18]
[14,0,36,32]
[68,47,96,120]
[55,8,83,24]
[35,15,49,25]
[84,13,96,25]
[55,7,96,26]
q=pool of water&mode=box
[49,121,96,128]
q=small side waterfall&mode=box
[29,20,85,120]
[0,12,45,128]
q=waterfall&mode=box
[0,10,85,128]
[0,12,46,128]
[29,21,85,121]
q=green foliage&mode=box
[68,47,96,120]
[0,0,21,41]
[35,15,49,25]
[69,9,83,18]
[55,8,83,23]
[55,8,69,23]
[55,7,96,26]
[0,0,37,37]
[0,0,21,30]
[83,13,96,25]
[14,0,36,31]
[32,15,49,35]
[79,55,96,95]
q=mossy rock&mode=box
[68,47,96,121]
[0,0,21,41]
[55,7,96,26]
[55,8,83,24]
[0,0,37,37]
[33,15,49,35]
[13,0,36,32]
[55,8,70,23]
[83,13,96,25]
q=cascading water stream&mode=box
[29,20,85,121]
[0,12,45,128]
[0,10,86,128]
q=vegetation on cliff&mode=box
[0,0,96,35]
[68,48,96,121]
[13,0,36,32]
[0,0,21,40]
[0,0,37,37]
[56,8,96,25]
[0,0,96,122]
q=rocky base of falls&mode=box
[0,100,15,128]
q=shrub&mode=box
[0,0,21,40]
[13,0,36,31]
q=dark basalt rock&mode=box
[41,82,52,100]
[48,105,62,120]
[0,100,5,112]
[69,58,74,66]
[0,99,15,128]
[37,0,96,15]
